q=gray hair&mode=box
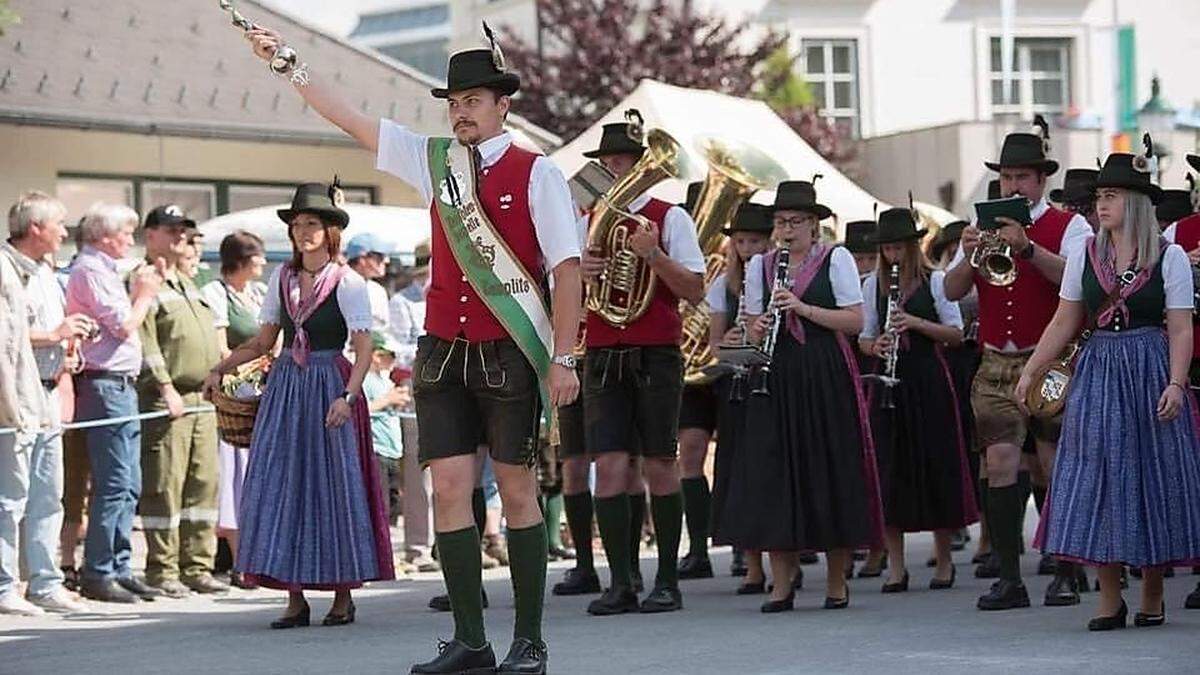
[8,190,67,239]
[79,202,139,244]
[1095,190,1161,271]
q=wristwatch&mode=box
[551,354,578,369]
[1018,241,1036,260]
[339,389,359,405]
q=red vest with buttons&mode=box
[975,206,1073,350]
[425,144,543,342]
[586,198,682,347]
[1169,213,1200,360]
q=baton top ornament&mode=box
[218,1,306,83]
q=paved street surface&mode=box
[4,522,1200,674]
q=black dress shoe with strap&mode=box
[1134,603,1165,627]
[496,638,548,675]
[639,584,682,613]
[760,590,795,613]
[410,639,497,675]
[552,567,601,596]
[736,580,766,595]
[586,585,639,616]
[977,579,1030,611]
[930,566,956,590]
[881,571,910,594]
[322,601,355,626]
[270,604,310,629]
[1087,601,1127,631]
[823,584,850,610]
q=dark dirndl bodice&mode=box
[279,286,349,352]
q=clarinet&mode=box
[728,277,751,402]
[750,247,791,397]
[873,263,902,409]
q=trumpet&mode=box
[862,263,901,408]
[750,248,791,397]
[969,230,1017,286]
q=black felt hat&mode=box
[430,26,521,99]
[929,220,968,260]
[1095,153,1163,204]
[722,203,774,235]
[277,181,350,229]
[984,134,1059,176]
[1156,189,1195,224]
[842,220,878,253]
[583,122,647,159]
[1188,154,1200,174]
[773,180,832,220]
[1049,168,1099,205]
[868,207,927,244]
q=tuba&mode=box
[586,111,691,326]
[680,138,788,384]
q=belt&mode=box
[75,370,137,385]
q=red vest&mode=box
[1170,213,1200,359]
[424,144,543,342]
[586,198,683,347]
[975,206,1072,350]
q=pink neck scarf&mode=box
[279,262,348,366]
[1086,236,1161,327]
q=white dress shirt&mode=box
[744,246,864,316]
[860,270,963,339]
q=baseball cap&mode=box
[344,232,394,261]
[144,204,196,229]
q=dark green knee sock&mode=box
[507,522,548,642]
[594,494,632,588]
[563,492,595,572]
[650,492,684,588]
[436,527,486,648]
[472,487,487,534]
[680,477,711,557]
[544,492,565,550]
[989,484,1023,582]
[629,493,646,574]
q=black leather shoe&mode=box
[823,584,850,610]
[630,569,644,594]
[736,580,766,595]
[1186,582,1200,609]
[925,556,937,568]
[552,567,601,596]
[1074,566,1090,594]
[586,586,639,616]
[971,550,991,565]
[270,604,311,629]
[1044,573,1080,607]
[1037,554,1058,576]
[760,590,795,613]
[497,638,548,675]
[881,571,909,594]
[930,566,957,590]
[119,576,165,600]
[730,550,748,577]
[1134,603,1165,628]
[1087,601,1128,631]
[322,601,356,626]
[974,553,1001,579]
[639,584,682,613]
[678,553,714,580]
[410,639,497,674]
[798,552,819,565]
[977,579,1030,610]
[547,545,575,561]
[81,578,141,604]
[429,588,489,612]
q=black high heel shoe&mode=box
[736,580,766,595]
[270,603,311,629]
[881,571,910,594]
[322,600,356,626]
[760,590,795,613]
[824,584,850,610]
[1087,600,1128,631]
[930,566,956,590]
[1134,603,1165,627]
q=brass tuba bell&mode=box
[586,112,692,327]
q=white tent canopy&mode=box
[197,203,431,265]
[551,79,886,237]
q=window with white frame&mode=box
[800,39,860,137]
[141,181,217,223]
[989,38,1071,117]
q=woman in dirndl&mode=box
[1019,152,1200,631]
[707,203,774,594]
[859,208,978,593]
[723,181,884,612]
[202,182,394,628]
[200,231,268,590]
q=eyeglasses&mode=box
[774,217,815,229]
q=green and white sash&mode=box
[427,137,555,417]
